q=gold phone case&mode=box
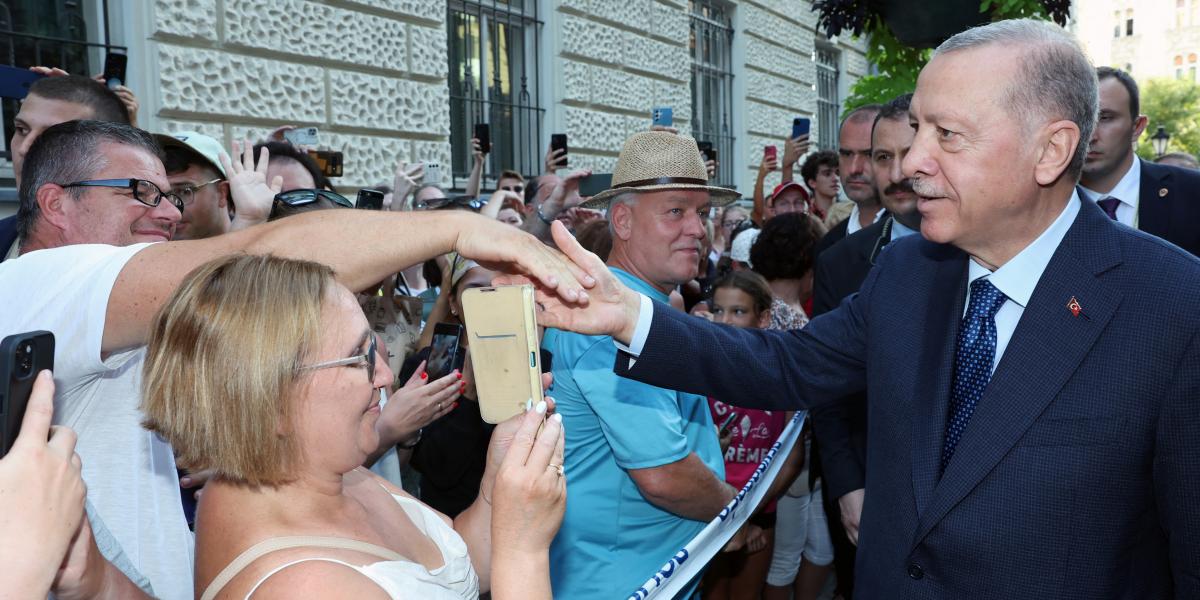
[461,285,542,424]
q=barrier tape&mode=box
[626,411,807,600]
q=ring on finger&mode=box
[547,463,564,477]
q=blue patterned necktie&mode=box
[941,278,1008,474]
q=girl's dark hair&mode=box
[750,212,823,282]
[711,270,773,317]
[253,141,335,191]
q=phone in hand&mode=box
[103,51,128,90]
[0,65,44,100]
[1,331,54,458]
[423,162,443,186]
[550,134,568,168]
[461,285,543,424]
[356,188,384,210]
[284,126,319,146]
[764,145,778,162]
[578,173,613,197]
[718,410,739,435]
[698,141,715,163]
[792,117,811,140]
[426,323,464,380]
[652,107,673,127]
[307,149,343,178]
[474,123,491,154]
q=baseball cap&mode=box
[153,131,226,178]
[768,181,809,207]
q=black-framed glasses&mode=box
[61,178,185,214]
[298,334,377,384]
[274,189,354,209]
[172,178,223,206]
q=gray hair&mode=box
[935,19,1098,179]
[607,191,639,237]
[17,119,163,241]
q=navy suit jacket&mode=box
[615,198,1199,599]
[0,215,16,262]
[1138,160,1200,256]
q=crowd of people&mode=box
[1,16,1198,600]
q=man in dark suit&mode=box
[534,19,1199,598]
[806,92,918,598]
[814,104,884,257]
[1079,67,1200,256]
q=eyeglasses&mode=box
[299,334,377,384]
[60,178,185,214]
[173,178,223,206]
[274,189,354,209]
[500,184,524,194]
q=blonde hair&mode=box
[141,254,333,486]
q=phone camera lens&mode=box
[16,345,33,376]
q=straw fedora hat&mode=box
[581,131,741,209]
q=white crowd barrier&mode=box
[626,411,807,600]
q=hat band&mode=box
[617,176,709,189]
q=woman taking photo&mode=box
[141,254,565,599]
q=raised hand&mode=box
[110,86,140,128]
[783,134,810,168]
[375,360,461,449]
[220,139,283,229]
[388,161,424,211]
[543,146,568,175]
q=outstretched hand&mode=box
[220,140,283,228]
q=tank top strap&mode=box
[200,536,404,600]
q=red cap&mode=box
[768,181,810,206]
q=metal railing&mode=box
[815,45,840,151]
[447,0,544,191]
[690,0,736,187]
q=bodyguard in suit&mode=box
[808,92,919,598]
[532,19,1199,598]
[1079,67,1200,256]
[814,105,885,257]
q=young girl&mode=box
[702,271,805,600]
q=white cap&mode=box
[729,228,760,266]
[153,131,226,177]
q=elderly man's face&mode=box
[903,45,1041,251]
[612,189,711,288]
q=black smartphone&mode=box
[103,51,128,90]
[550,133,568,167]
[426,322,464,380]
[356,188,384,210]
[579,173,613,197]
[1,331,54,458]
[474,123,491,154]
[307,149,344,178]
[698,141,715,162]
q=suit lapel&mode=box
[910,203,1123,548]
[910,248,967,515]
[1138,161,1171,237]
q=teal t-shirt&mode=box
[544,267,725,599]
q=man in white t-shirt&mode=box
[1,119,592,599]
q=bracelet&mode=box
[398,428,423,449]
[536,204,554,226]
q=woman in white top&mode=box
[140,254,565,599]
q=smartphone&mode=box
[284,126,319,146]
[550,134,568,168]
[461,285,542,424]
[356,188,384,210]
[307,149,343,178]
[474,123,491,154]
[1,331,54,458]
[103,51,128,90]
[792,117,811,140]
[718,411,739,435]
[764,145,778,162]
[426,322,464,380]
[0,65,44,100]
[652,107,673,127]
[698,141,715,162]
[578,173,613,197]
[424,161,443,186]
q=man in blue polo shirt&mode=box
[543,131,740,598]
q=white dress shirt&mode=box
[1079,157,1141,228]
[618,194,1083,372]
[846,202,884,235]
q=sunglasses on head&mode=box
[274,189,354,209]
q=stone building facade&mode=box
[0,0,869,218]
[1074,0,1200,84]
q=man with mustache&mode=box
[541,131,741,599]
[815,104,885,256]
[796,93,916,599]
[536,19,1199,598]
[1078,67,1200,256]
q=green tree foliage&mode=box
[1134,78,1200,160]
[841,0,1066,116]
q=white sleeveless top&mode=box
[200,493,480,600]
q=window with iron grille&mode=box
[815,46,840,152]
[689,1,735,187]
[447,0,543,191]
